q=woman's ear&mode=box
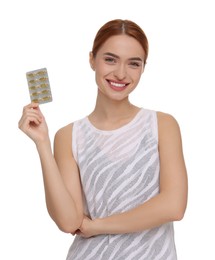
[141,63,146,74]
[89,51,95,71]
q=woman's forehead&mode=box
[97,35,145,59]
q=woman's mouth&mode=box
[107,80,129,91]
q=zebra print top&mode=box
[66,108,177,260]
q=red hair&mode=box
[92,19,149,64]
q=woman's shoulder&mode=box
[142,108,179,129]
[54,123,75,148]
[156,111,177,122]
[156,111,179,127]
[55,114,87,142]
[156,111,181,141]
[55,123,73,137]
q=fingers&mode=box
[23,102,39,112]
[73,229,82,236]
[18,103,43,131]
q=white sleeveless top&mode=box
[66,108,177,260]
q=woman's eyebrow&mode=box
[128,57,143,63]
[103,52,119,58]
[103,52,143,62]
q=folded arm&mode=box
[18,103,83,233]
[77,112,188,237]
[43,124,84,233]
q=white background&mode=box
[0,0,214,259]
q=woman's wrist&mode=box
[35,137,52,154]
[93,218,106,236]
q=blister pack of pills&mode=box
[26,68,52,104]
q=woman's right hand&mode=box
[18,103,49,145]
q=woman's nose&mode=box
[113,64,126,80]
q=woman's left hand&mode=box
[75,216,99,238]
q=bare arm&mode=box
[77,112,188,237]
[19,103,83,233]
[52,124,84,232]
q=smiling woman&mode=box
[89,34,145,101]
[18,19,188,260]
[103,51,142,91]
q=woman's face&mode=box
[90,34,146,101]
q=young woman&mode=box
[19,19,188,260]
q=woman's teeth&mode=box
[110,82,126,88]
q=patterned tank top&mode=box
[66,108,177,260]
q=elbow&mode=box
[58,220,82,234]
[58,224,77,234]
[171,204,187,222]
[172,209,185,221]
[166,192,187,222]
[55,214,83,234]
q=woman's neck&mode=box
[89,90,140,125]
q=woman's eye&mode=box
[104,57,116,63]
[129,62,141,68]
